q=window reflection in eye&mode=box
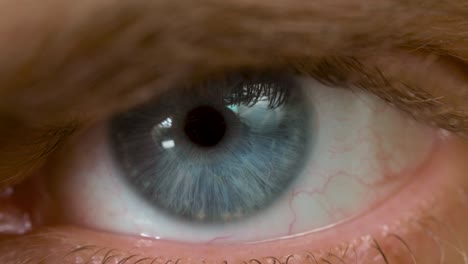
[29,70,438,244]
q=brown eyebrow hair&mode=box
[0,0,467,187]
[1,0,467,122]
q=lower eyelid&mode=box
[1,131,468,264]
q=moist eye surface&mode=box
[42,74,435,242]
[110,74,312,223]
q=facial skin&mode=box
[1,0,468,263]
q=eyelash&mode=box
[58,236,411,264]
[289,56,468,137]
[182,56,467,140]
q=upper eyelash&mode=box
[288,56,468,138]
[222,77,291,109]
[189,73,293,109]
[187,55,468,137]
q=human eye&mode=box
[2,2,468,263]
[33,68,436,245]
[2,48,468,264]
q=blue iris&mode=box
[110,74,312,223]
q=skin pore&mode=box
[1,0,468,263]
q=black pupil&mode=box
[184,106,227,147]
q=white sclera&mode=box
[50,78,434,243]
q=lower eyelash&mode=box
[0,207,457,264]
[57,237,405,264]
[51,216,454,264]
[52,188,467,264]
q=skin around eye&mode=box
[1,0,468,260]
[19,75,437,246]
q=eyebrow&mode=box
[0,0,467,187]
[1,0,467,121]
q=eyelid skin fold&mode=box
[1,131,468,264]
